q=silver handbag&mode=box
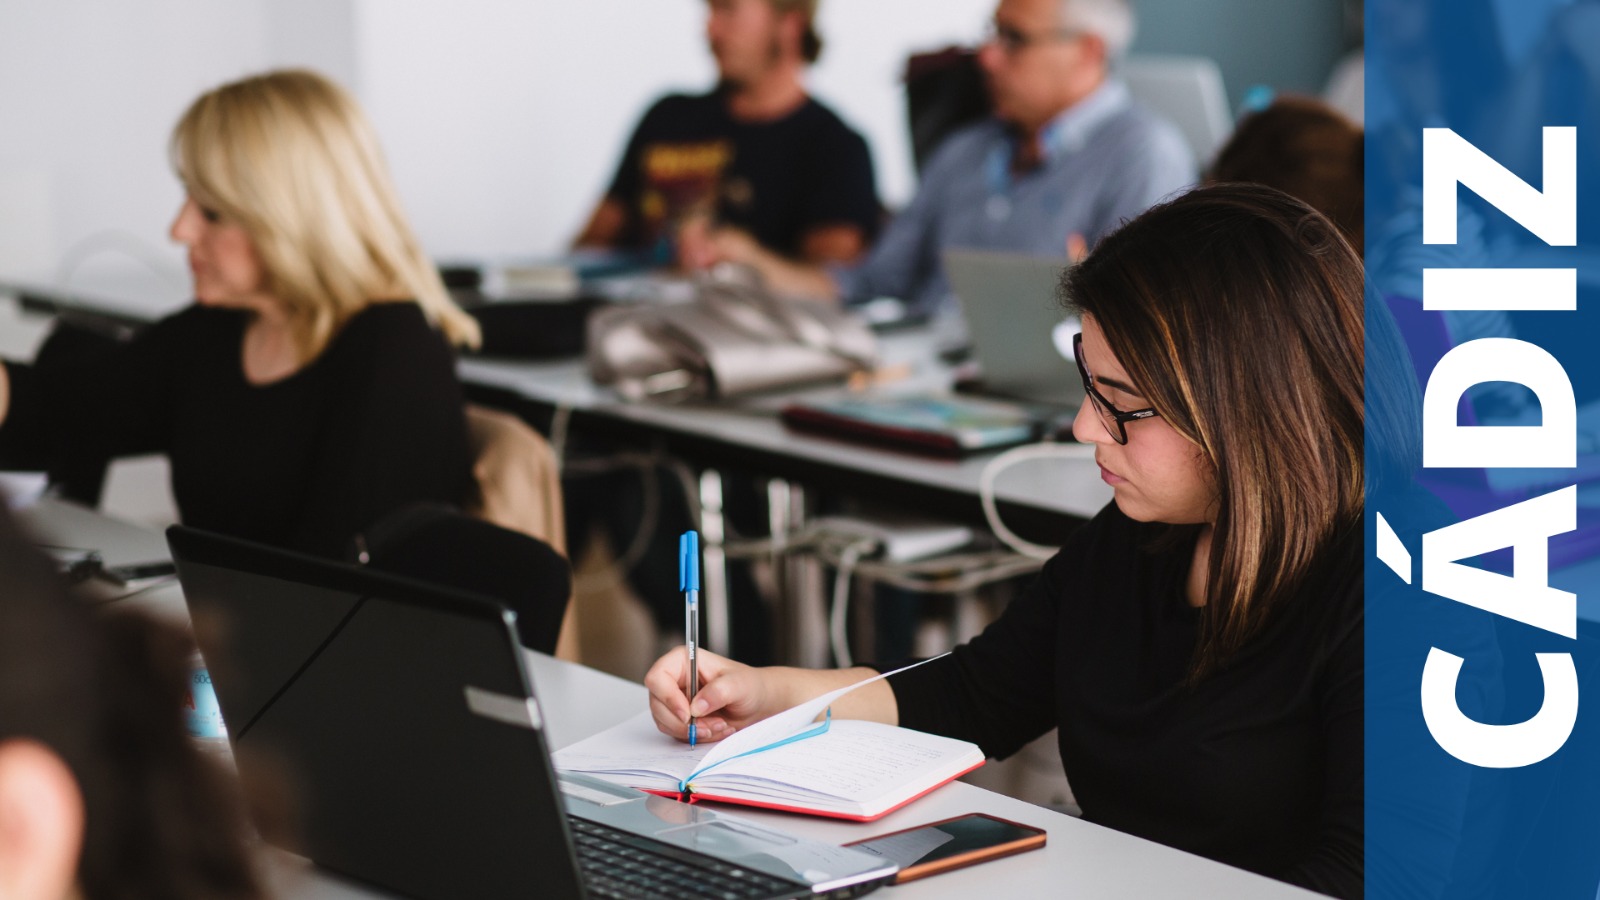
[586,278,878,402]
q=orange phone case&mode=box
[848,813,1047,884]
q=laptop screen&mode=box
[943,248,1083,407]
[169,526,584,900]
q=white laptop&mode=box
[943,248,1084,408]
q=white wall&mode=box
[0,0,993,285]
[355,0,713,262]
[0,0,359,299]
[812,1,996,206]
[0,0,1351,284]
[0,2,265,287]
[0,0,989,286]
[358,0,991,259]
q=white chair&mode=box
[1120,54,1233,167]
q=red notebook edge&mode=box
[780,404,967,457]
[635,757,987,822]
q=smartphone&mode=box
[843,813,1046,884]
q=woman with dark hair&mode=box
[0,506,262,899]
[643,184,1365,898]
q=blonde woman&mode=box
[0,69,480,558]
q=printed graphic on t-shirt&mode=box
[607,92,880,256]
[637,140,733,240]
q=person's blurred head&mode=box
[1208,95,1365,254]
[168,195,269,316]
[706,0,821,90]
[1061,183,1363,678]
[169,68,479,361]
[977,0,1133,132]
[0,506,261,899]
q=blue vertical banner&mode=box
[1367,0,1600,896]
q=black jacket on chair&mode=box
[354,504,571,654]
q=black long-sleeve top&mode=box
[1,302,473,559]
[888,502,1362,898]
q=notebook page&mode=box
[554,654,955,793]
[691,653,951,778]
[706,720,982,803]
[552,711,709,786]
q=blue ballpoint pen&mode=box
[680,531,701,749]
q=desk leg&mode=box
[769,480,830,668]
[954,586,987,645]
[699,469,730,655]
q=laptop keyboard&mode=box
[569,816,809,900]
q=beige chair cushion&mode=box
[463,404,579,660]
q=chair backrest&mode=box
[464,404,566,553]
[903,46,990,175]
[358,503,571,654]
[1120,54,1233,166]
[461,404,580,658]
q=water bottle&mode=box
[184,650,229,746]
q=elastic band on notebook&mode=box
[677,708,833,797]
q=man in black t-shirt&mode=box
[574,0,879,269]
[571,2,879,663]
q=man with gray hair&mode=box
[702,0,1194,318]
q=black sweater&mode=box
[1,303,473,559]
[888,503,1362,898]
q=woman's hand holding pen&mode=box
[645,647,788,745]
[645,648,901,744]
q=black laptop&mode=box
[167,526,896,900]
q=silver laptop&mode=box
[167,525,896,900]
[943,248,1084,407]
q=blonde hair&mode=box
[170,69,479,359]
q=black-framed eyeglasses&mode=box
[982,21,1083,55]
[1073,331,1159,445]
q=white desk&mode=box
[20,494,170,568]
[14,499,1314,899]
[459,333,1111,526]
[4,284,1110,663]
[2,282,1111,533]
[463,331,1105,664]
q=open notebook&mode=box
[553,658,984,822]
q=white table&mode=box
[3,283,1112,664]
[14,499,1314,899]
[459,336,1111,527]
[1,281,1112,531]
